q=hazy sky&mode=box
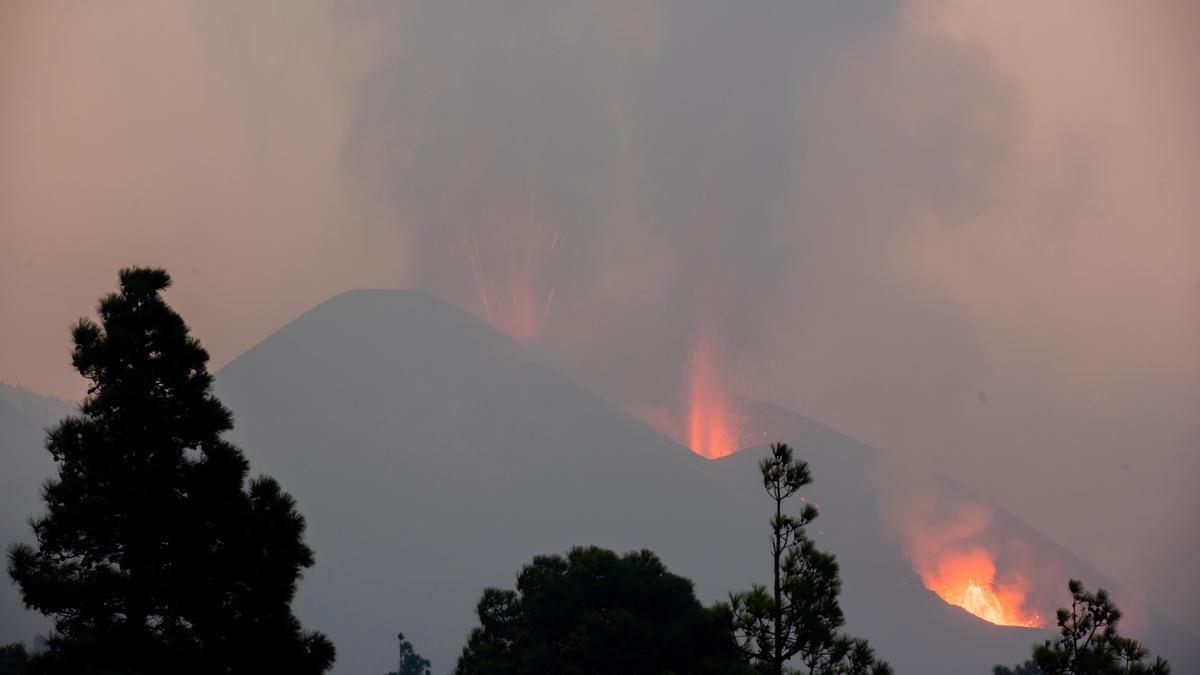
[2,0,1197,630]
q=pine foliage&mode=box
[7,268,334,674]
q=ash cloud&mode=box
[346,2,998,409]
[343,0,1200,632]
[2,0,1197,636]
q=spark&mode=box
[542,286,557,321]
[461,233,493,327]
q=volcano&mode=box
[2,290,1194,673]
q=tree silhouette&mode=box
[386,631,430,675]
[0,643,29,675]
[454,546,749,674]
[993,660,1043,675]
[728,443,890,675]
[7,268,334,674]
[1026,579,1169,675]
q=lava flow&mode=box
[922,548,1042,628]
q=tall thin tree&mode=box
[728,443,890,675]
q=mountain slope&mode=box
[209,290,1057,673]
[2,292,1190,672]
[0,384,69,645]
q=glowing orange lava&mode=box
[686,334,738,459]
[922,548,1042,627]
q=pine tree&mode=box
[728,443,890,675]
[1029,579,1169,675]
[386,631,430,675]
[993,660,1043,675]
[7,268,334,674]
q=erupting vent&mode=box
[895,498,1045,629]
[459,218,558,342]
[922,549,1042,628]
[680,326,760,459]
[686,335,737,459]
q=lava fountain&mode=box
[685,333,739,459]
[458,214,558,342]
[893,495,1044,628]
[921,548,1042,627]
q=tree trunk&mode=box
[773,491,783,675]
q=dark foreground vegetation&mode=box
[1,269,1171,675]
[6,269,332,674]
[454,546,747,674]
[994,580,1171,675]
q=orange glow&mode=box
[921,548,1041,627]
[686,333,738,459]
[458,219,557,342]
[892,497,1045,628]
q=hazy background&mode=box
[2,0,1197,633]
